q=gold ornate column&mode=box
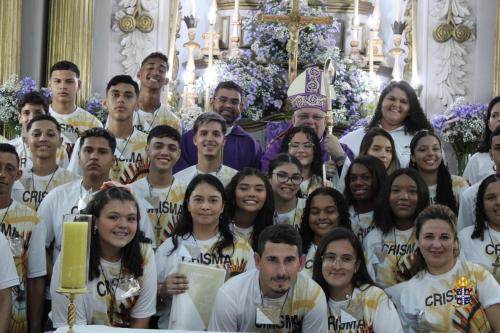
[47,0,94,106]
[0,0,22,83]
[494,0,500,96]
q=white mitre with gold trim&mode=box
[287,66,331,113]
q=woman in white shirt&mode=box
[395,204,500,332]
[463,96,500,185]
[312,227,403,332]
[225,167,274,250]
[51,186,157,328]
[459,174,500,283]
[299,187,351,274]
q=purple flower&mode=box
[16,77,37,98]
[431,114,446,131]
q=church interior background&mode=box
[1,0,500,172]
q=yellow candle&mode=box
[60,222,88,289]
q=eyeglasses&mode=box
[295,113,326,121]
[321,253,356,267]
[214,96,241,106]
[272,172,303,185]
[288,142,314,150]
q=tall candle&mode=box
[396,0,402,22]
[60,222,88,289]
[234,0,239,16]
[353,0,360,26]
[190,0,196,17]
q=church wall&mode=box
[20,0,47,85]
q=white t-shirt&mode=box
[274,198,306,228]
[327,285,403,333]
[130,177,186,246]
[229,223,253,244]
[208,269,328,332]
[173,164,237,188]
[428,175,469,206]
[0,200,47,331]
[9,136,70,170]
[340,126,414,168]
[363,227,418,288]
[155,233,255,329]
[457,182,480,231]
[459,224,500,283]
[463,152,495,186]
[393,259,500,332]
[49,106,103,145]
[132,104,182,134]
[349,206,374,243]
[0,232,19,290]
[304,244,317,275]
[12,167,80,210]
[50,243,156,327]
[68,128,148,184]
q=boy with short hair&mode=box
[48,60,102,155]
[134,52,181,134]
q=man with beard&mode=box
[174,81,263,172]
[209,224,327,332]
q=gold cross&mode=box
[257,0,333,82]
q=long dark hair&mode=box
[344,155,387,207]
[225,168,274,250]
[472,174,500,240]
[367,80,431,135]
[312,228,375,298]
[359,127,400,172]
[84,187,148,280]
[280,126,322,177]
[373,168,430,235]
[267,152,304,177]
[409,130,458,214]
[477,96,500,153]
[413,205,460,274]
[170,174,234,256]
[300,187,351,255]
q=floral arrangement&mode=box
[85,94,108,124]
[196,58,288,120]
[0,75,51,138]
[243,0,340,66]
[177,105,204,131]
[431,97,488,174]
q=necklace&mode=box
[147,176,175,242]
[31,166,58,210]
[486,226,500,275]
[115,131,133,162]
[392,228,416,275]
[99,261,123,326]
[274,198,300,227]
[195,164,223,177]
[0,200,13,226]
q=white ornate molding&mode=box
[432,0,475,107]
[112,0,158,76]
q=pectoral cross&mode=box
[257,0,333,82]
[493,256,500,275]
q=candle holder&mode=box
[229,12,241,58]
[57,214,92,333]
[389,21,407,81]
[350,24,361,60]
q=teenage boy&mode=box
[173,112,237,187]
[0,233,19,333]
[175,81,263,172]
[12,115,80,210]
[68,75,148,184]
[0,143,46,333]
[209,224,327,332]
[130,125,185,246]
[10,91,69,169]
[48,60,103,155]
[135,52,181,134]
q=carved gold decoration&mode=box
[0,0,21,84]
[433,0,471,44]
[47,0,94,107]
[257,0,333,82]
[495,0,500,96]
[118,0,154,34]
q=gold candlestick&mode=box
[389,21,407,81]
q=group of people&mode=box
[1,50,500,333]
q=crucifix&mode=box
[257,0,333,82]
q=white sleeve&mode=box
[208,287,239,332]
[462,154,478,184]
[477,269,500,308]
[154,239,178,283]
[38,189,56,248]
[49,257,88,327]
[67,138,83,176]
[27,220,47,278]
[0,234,19,290]
[458,188,475,231]
[372,293,404,333]
[301,290,328,333]
[363,231,379,283]
[131,246,157,319]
